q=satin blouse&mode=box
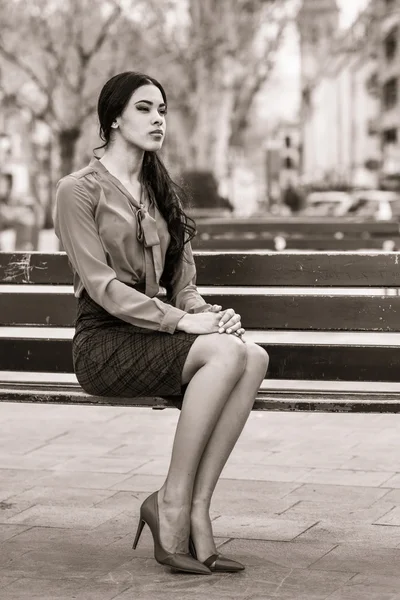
[54,157,211,333]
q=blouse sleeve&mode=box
[54,175,187,333]
[170,241,212,314]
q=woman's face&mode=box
[115,84,166,151]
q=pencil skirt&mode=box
[72,290,199,400]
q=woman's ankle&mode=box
[159,483,191,509]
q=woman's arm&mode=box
[54,175,187,333]
[169,242,212,314]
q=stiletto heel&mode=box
[189,536,245,573]
[132,491,211,575]
[132,518,146,549]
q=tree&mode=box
[144,0,291,190]
[0,0,151,185]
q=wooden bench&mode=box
[1,250,400,413]
[192,218,400,251]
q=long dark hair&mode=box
[94,71,196,298]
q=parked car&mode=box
[300,191,354,217]
[301,189,400,220]
[347,190,400,221]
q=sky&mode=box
[259,0,371,123]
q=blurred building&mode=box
[379,0,400,188]
[266,121,301,204]
[297,0,382,188]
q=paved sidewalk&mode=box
[2,404,400,599]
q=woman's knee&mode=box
[245,342,269,375]
[210,333,248,372]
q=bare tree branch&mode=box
[78,2,122,64]
[0,34,49,99]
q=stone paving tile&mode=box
[212,514,318,541]
[220,464,314,482]
[326,585,400,600]
[379,473,400,488]
[0,575,19,589]
[2,526,99,553]
[214,478,302,500]
[261,452,354,469]
[0,501,37,522]
[1,546,135,581]
[51,456,152,474]
[374,506,400,526]
[278,499,396,524]
[296,521,400,547]
[0,453,63,470]
[339,454,400,472]
[35,470,133,489]
[296,468,394,487]
[6,505,125,529]
[282,483,390,506]
[310,544,400,577]
[110,473,175,492]
[7,486,117,508]
[380,489,400,503]
[219,537,338,569]
[0,577,131,600]
[0,438,52,455]
[26,442,122,458]
[109,562,354,600]
[339,573,400,597]
[0,524,32,542]
[0,468,54,486]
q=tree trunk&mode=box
[56,128,81,250]
[58,128,81,178]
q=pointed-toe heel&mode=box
[189,536,245,573]
[133,492,211,575]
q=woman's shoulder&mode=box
[56,163,101,200]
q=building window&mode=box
[285,136,291,148]
[311,26,319,44]
[383,128,398,144]
[383,77,398,110]
[384,27,398,61]
[284,157,294,169]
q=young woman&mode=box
[54,71,269,575]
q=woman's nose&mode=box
[151,112,163,125]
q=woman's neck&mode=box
[100,142,144,184]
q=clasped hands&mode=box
[208,304,245,338]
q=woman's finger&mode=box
[221,313,241,333]
[218,308,236,330]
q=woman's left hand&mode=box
[209,305,245,337]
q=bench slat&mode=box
[2,385,400,413]
[1,338,399,381]
[194,218,400,235]
[1,292,399,330]
[2,252,400,287]
[192,238,396,251]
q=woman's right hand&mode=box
[177,312,223,335]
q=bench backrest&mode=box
[192,218,400,251]
[1,251,400,383]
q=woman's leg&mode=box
[190,342,269,562]
[157,333,248,554]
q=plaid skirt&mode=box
[72,290,199,399]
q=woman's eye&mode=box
[137,106,149,112]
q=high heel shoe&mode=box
[133,491,211,575]
[189,536,245,573]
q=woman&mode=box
[54,71,269,575]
